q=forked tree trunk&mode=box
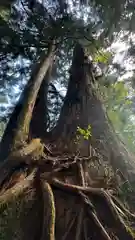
[51,43,135,186]
[0,43,135,240]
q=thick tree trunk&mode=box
[0,43,135,240]
[51,43,135,184]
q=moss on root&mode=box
[0,180,42,240]
[0,170,56,240]
[0,195,24,240]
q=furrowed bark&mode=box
[51,43,135,185]
[0,42,55,161]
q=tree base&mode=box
[0,139,135,240]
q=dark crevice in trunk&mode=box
[30,65,52,139]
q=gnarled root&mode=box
[51,178,135,240]
[40,178,56,240]
[0,151,135,240]
[0,139,44,190]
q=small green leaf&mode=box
[94,50,112,64]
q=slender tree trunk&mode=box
[51,43,135,184]
[0,42,55,161]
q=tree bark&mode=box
[30,65,53,139]
[0,43,135,240]
[50,43,135,184]
[0,42,55,161]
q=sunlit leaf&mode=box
[93,50,112,64]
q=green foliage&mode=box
[126,226,135,238]
[77,125,92,140]
[0,9,10,21]
[101,81,132,109]
[93,50,112,64]
[100,81,135,153]
[74,125,92,151]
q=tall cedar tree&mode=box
[0,42,135,240]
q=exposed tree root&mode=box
[51,178,135,239]
[89,211,112,240]
[75,163,85,240]
[62,214,77,240]
[111,194,135,220]
[51,177,110,194]
[9,138,44,162]
[0,138,45,192]
[0,146,98,192]
[0,170,36,208]
[0,171,135,239]
[40,179,55,240]
[83,219,88,240]
[0,149,135,239]
[75,209,84,240]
